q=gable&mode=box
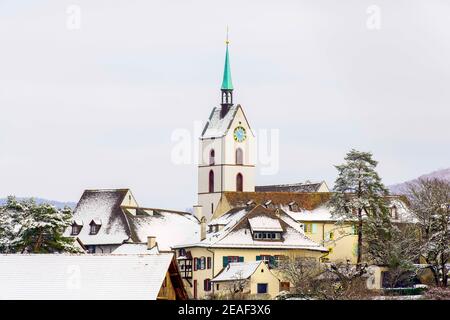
[66,189,131,245]
[201,104,254,139]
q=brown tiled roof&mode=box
[223,192,332,211]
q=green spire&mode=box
[221,43,233,90]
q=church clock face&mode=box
[233,126,247,143]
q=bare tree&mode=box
[221,271,250,300]
[407,178,450,287]
[277,257,373,300]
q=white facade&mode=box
[198,105,256,221]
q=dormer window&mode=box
[89,219,101,235]
[288,201,300,212]
[253,232,281,240]
[390,205,398,219]
[264,200,275,209]
[208,224,220,233]
[71,220,83,235]
[248,216,283,241]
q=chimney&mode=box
[200,217,207,241]
[194,205,207,241]
[193,205,203,221]
[147,236,157,250]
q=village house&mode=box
[211,261,280,299]
[174,204,327,299]
[65,188,201,253]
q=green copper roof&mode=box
[221,44,233,90]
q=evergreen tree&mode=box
[328,149,390,267]
[0,196,80,253]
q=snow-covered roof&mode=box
[201,105,239,138]
[0,253,173,300]
[248,216,283,232]
[283,205,334,222]
[65,189,131,245]
[66,189,201,249]
[212,261,263,282]
[73,219,83,226]
[112,243,159,255]
[176,205,327,252]
[125,208,200,251]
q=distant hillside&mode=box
[0,197,76,209]
[389,168,450,195]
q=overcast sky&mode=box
[0,0,449,209]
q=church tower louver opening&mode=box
[197,36,256,222]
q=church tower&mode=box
[197,39,256,221]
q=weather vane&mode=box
[226,26,230,45]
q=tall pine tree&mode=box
[329,149,390,267]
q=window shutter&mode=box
[312,223,318,234]
[207,257,211,269]
[239,256,244,262]
[269,256,275,267]
[223,256,229,268]
[256,255,261,261]
[193,258,197,271]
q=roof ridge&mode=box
[121,205,192,216]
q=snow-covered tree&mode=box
[407,178,450,287]
[0,196,80,253]
[0,196,22,252]
[328,149,390,267]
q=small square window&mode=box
[257,283,268,294]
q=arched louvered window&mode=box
[209,149,215,165]
[236,173,243,192]
[209,170,214,193]
[236,148,243,165]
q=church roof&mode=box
[201,104,254,139]
[255,181,329,193]
[221,44,233,90]
[222,191,332,211]
[201,104,239,138]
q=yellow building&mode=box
[211,261,281,299]
[174,205,327,299]
[210,191,411,265]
